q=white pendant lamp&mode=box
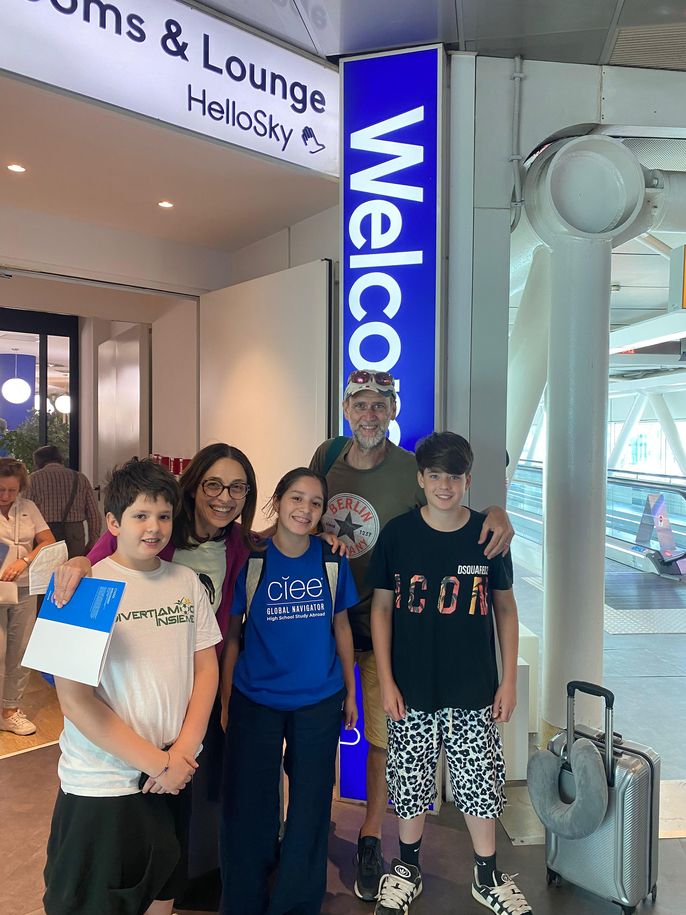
[1,349,31,404]
[55,394,71,414]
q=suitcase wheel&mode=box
[621,907,635,915]
[651,884,658,903]
[546,868,561,888]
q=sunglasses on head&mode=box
[347,371,395,387]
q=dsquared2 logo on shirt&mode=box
[394,574,489,616]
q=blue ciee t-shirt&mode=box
[231,537,359,710]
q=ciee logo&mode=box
[395,864,412,879]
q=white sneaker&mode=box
[0,710,36,736]
[472,867,532,915]
[374,859,423,914]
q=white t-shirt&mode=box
[173,539,227,614]
[0,497,49,585]
[58,556,221,797]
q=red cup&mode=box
[160,455,171,469]
[172,457,182,475]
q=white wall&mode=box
[80,317,113,484]
[199,260,330,515]
[227,206,339,286]
[1,205,233,295]
[152,300,199,461]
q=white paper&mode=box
[22,576,125,686]
[28,541,69,595]
[22,618,113,687]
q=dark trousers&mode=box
[220,687,344,915]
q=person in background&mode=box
[219,467,358,915]
[0,457,56,736]
[309,371,514,901]
[28,445,101,557]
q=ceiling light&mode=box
[158,200,174,209]
[1,349,31,404]
[7,164,26,173]
[55,394,71,414]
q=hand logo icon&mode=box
[302,126,326,154]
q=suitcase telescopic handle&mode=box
[566,680,615,709]
[566,681,615,785]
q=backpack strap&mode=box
[245,542,341,620]
[244,553,265,618]
[322,436,349,476]
[321,540,342,619]
[60,470,80,523]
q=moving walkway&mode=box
[509,461,686,578]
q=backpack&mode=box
[321,436,349,476]
[244,539,342,620]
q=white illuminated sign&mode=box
[1,0,339,176]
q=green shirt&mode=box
[310,437,424,649]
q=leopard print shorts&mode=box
[386,705,506,820]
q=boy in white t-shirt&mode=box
[44,459,221,915]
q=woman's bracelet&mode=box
[152,750,171,780]
[22,557,30,567]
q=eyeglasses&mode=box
[201,479,250,499]
[347,370,395,387]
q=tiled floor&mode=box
[3,554,685,912]
[513,556,686,781]
[2,744,684,915]
[0,671,62,760]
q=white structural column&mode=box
[646,392,686,475]
[544,236,611,727]
[524,136,649,731]
[608,394,648,469]
[506,246,551,478]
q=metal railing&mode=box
[508,460,686,560]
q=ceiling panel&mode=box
[611,253,669,287]
[0,74,338,251]
[316,0,458,58]
[611,308,669,329]
[616,0,686,28]
[458,0,617,41]
[464,29,610,64]
[189,0,317,53]
[610,286,669,309]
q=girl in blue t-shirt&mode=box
[219,467,358,915]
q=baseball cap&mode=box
[343,370,396,400]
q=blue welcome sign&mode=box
[338,46,444,801]
[341,45,444,452]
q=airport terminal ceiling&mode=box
[3,0,686,379]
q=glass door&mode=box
[0,308,79,470]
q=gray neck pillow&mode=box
[527,737,609,839]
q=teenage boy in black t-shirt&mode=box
[368,432,532,915]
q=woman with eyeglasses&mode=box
[54,443,256,630]
[52,443,258,907]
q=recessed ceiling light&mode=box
[158,200,174,209]
[7,164,26,173]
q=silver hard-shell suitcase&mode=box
[546,681,660,915]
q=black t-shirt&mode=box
[368,507,512,713]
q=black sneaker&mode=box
[354,835,384,901]
[472,867,532,915]
[374,859,423,914]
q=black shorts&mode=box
[43,787,190,915]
